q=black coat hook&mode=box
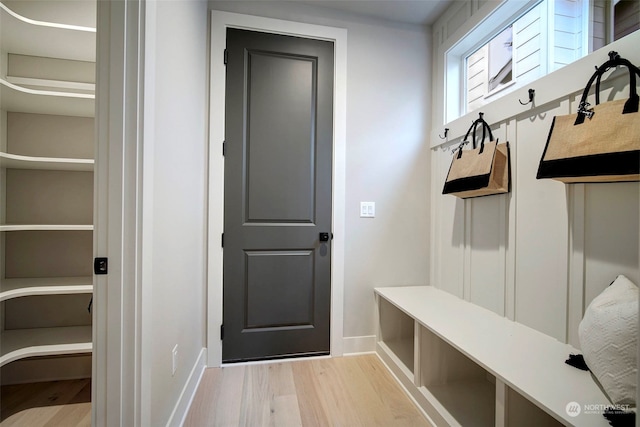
[519,88,535,105]
[596,50,623,72]
[439,128,449,139]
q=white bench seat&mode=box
[375,286,611,427]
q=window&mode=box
[445,0,640,120]
[463,0,592,114]
[467,26,514,112]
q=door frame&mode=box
[94,0,150,425]
[207,11,348,367]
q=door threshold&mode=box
[221,352,331,367]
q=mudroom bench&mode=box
[374,286,611,427]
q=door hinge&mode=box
[94,257,108,275]
[223,49,228,65]
[221,233,224,248]
[220,324,224,340]
[222,141,226,156]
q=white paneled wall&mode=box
[430,31,640,346]
[512,100,572,341]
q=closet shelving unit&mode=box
[0,1,95,372]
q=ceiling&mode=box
[296,0,454,26]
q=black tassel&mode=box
[603,407,635,427]
[565,354,589,371]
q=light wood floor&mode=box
[184,354,431,427]
[0,355,429,426]
[0,378,91,426]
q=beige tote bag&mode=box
[537,54,640,183]
[443,116,510,199]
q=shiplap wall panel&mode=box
[584,183,640,307]
[580,76,640,309]
[430,0,639,346]
[467,124,509,316]
[433,145,465,299]
[513,101,571,342]
[431,55,640,343]
[468,193,508,316]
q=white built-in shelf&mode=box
[0,325,92,367]
[0,276,92,302]
[0,152,94,171]
[5,76,95,94]
[0,0,95,380]
[0,2,96,62]
[0,224,93,232]
[375,286,611,427]
[0,78,94,117]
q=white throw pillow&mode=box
[578,275,638,406]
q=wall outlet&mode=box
[172,344,178,376]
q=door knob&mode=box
[319,232,330,242]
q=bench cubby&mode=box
[375,286,610,427]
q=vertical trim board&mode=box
[567,184,585,348]
[504,118,518,321]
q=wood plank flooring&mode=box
[0,379,91,426]
[0,355,429,426]
[184,354,431,427]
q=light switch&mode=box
[360,202,375,218]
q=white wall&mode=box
[208,1,432,346]
[145,1,208,425]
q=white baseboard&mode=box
[342,335,376,355]
[167,347,207,427]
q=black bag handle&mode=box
[458,113,494,158]
[575,52,640,125]
[594,52,640,104]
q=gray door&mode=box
[223,29,334,362]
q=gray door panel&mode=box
[223,29,334,362]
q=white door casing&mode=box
[94,0,150,425]
[208,11,348,367]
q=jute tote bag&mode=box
[443,116,511,199]
[537,55,640,183]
